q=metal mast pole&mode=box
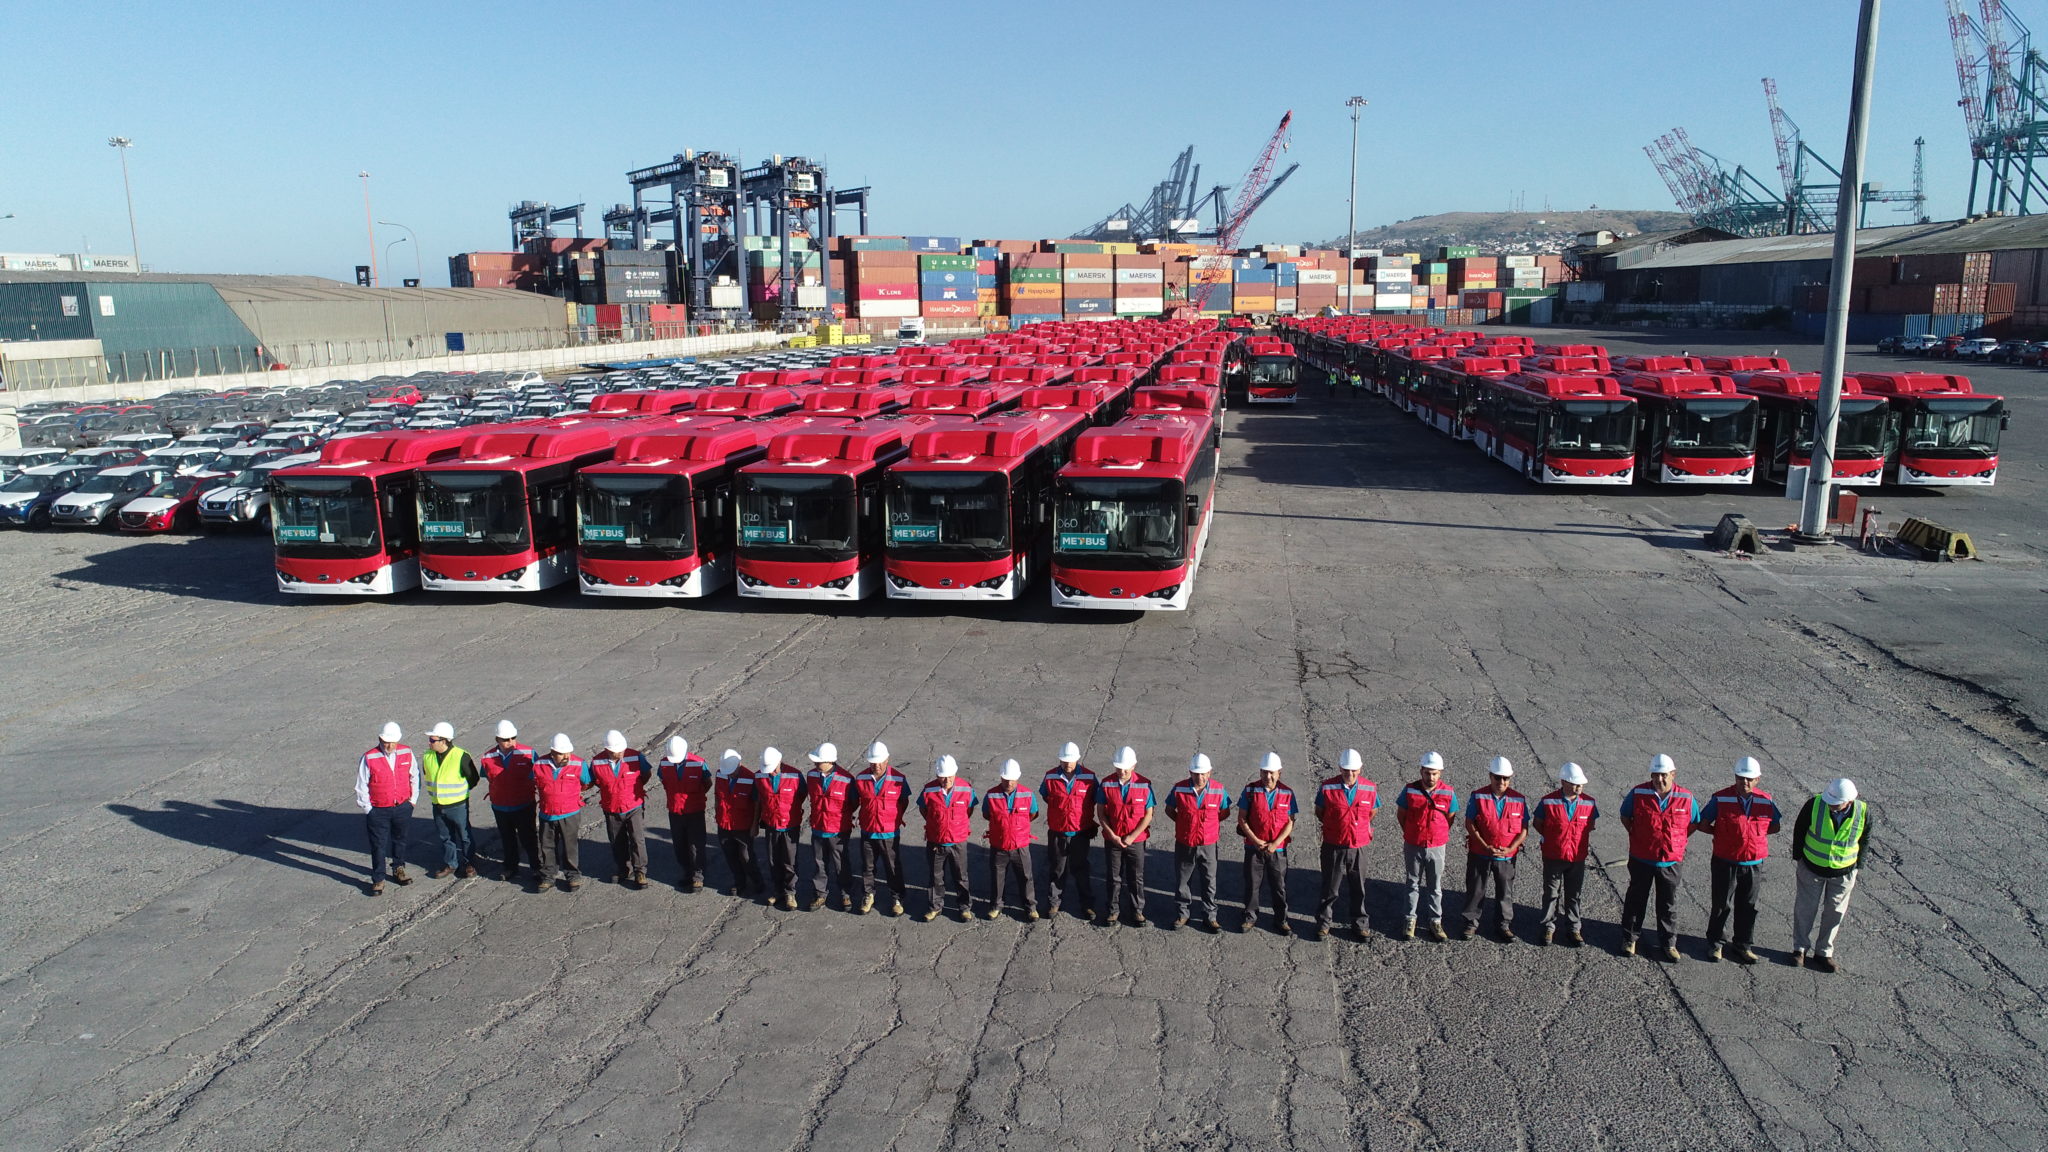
[1345,97,1366,314]
[108,137,140,272]
[1799,0,1881,541]
[360,171,378,287]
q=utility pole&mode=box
[1798,0,1881,542]
[1345,96,1367,314]
[108,137,140,272]
[359,171,378,287]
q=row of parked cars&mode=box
[1873,333,2047,363]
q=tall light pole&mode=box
[1345,97,1367,315]
[377,220,423,286]
[359,171,378,286]
[107,137,140,273]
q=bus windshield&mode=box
[578,473,694,559]
[1794,398,1893,458]
[1666,399,1757,456]
[1903,398,2003,457]
[738,473,857,562]
[417,470,530,554]
[1548,401,1636,455]
[1055,477,1184,569]
[1247,357,1297,385]
[273,475,381,557]
[885,471,1009,558]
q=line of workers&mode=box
[354,723,1874,971]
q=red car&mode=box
[117,472,230,532]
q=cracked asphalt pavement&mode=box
[1,327,2044,1151]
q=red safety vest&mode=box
[920,781,977,844]
[855,767,909,835]
[1040,767,1098,834]
[362,745,416,808]
[1396,780,1458,848]
[1624,782,1696,864]
[1534,790,1598,863]
[1705,785,1778,863]
[714,768,758,831]
[589,750,651,815]
[984,787,1036,850]
[755,769,806,830]
[658,755,710,815]
[1168,778,1229,846]
[1098,773,1155,842]
[480,743,536,807]
[1464,787,1528,858]
[1240,784,1297,848]
[534,756,587,819]
[806,766,858,834]
[1316,776,1378,848]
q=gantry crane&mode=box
[1948,0,2048,215]
[1077,111,1299,251]
[1763,78,1926,232]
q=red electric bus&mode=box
[1851,372,2006,487]
[573,416,777,598]
[1050,412,1219,611]
[1236,338,1301,404]
[689,387,805,420]
[1468,370,1638,485]
[735,422,922,601]
[802,386,912,419]
[1734,372,1896,489]
[589,389,698,416]
[269,427,474,595]
[1615,371,1759,484]
[899,386,1023,419]
[1412,355,1521,439]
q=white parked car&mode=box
[197,453,316,528]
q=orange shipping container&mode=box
[1006,283,1062,300]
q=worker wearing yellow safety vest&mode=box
[1791,778,1871,973]
[422,722,482,880]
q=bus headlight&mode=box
[347,572,378,584]
[581,570,608,585]
[1143,584,1182,600]
[821,574,855,590]
[1055,581,1083,598]
[276,569,302,584]
[738,571,765,587]
[422,567,446,581]
[973,573,1010,589]
[658,573,693,587]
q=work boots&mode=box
[1400,919,1417,941]
[390,868,413,886]
[858,894,874,915]
[1427,922,1448,942]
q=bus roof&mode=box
[902,386,1009,414]
[1850,372,1993,399]
[1440,355,1521,377]
[1701,355,1790,373]
[1615,355,1705,372]
[589,389,697,416]
[1497,371,1627,400]
[802,387,911,416]
[748,423,913,477]
[271,427,474,478]
[897,422,1057,474]
[589,421,779,475]
[1528,354,1611,374]
[1131,385,1219,414]
[440,419,648,469]
[1734,371,1861,398]
[1615,371,1740,398]
[688,387,803,417]
[903,366,984,387]
[1019,384,1114,413]
[1065,414,1212,476]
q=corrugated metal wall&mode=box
[220,288,568,350]
[0,282,97,342]
[0,280,261,379]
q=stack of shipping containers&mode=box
[842,237,919,325]
[1005,252,1062,324]
[1062,251,1114,321]
[1113,255,1165,316]
[918,253,979,325]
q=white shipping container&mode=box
[1113,268,1164,284]
[795,286,827,307]
[1508,272,1546,287]
[1063,268,1113,283]
[1,253,74,271]
[855,300,919,318]
[71,254,137,272]
[1188,255,1231,270]
[1297,269,1339,285]
[1502,255,1537,269]
[709,285,744,309]
[1367,256,1413,270]
[1372,295,1413,311]
[1274,298,1300,313]
[1372,269,1413,284]
[1113,297,1165,314]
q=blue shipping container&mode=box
[1009,313,1061,326]
[976,273,998,289]
[905,236,962,252]
[1233,269,1276,285]
[1065,298,1113,314]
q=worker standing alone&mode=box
[1458,757,1529,942]
[854,742,911,915]
[1039,742,1098,920]
[589,730,653,890]
[1096,747,1155,927]
[755,748,807,911]
[656,736,710,892]
[1791,778,1871,973]
[1618,754,1697,961]
[1696,756,1782,963]
[1168,754,1231,931]
[1313,749,1378,940]
[1237,753,1297,934]
[713,750,763,898]
[918,755,977,921]
[479,721,538,883]
[420,722,480,880]
[356,722,419,896]
[982,759,1040,921]
[1396,752,1459,941]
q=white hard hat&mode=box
[1059,741,1081,762]
[762,747,784,770]
[550,733,574,754]
[1558,762,1588,786]
[496,719,519,740]
[1263,751,1286,773]
[866,741,890,764]
[717,749,742,775]
[1000,759,1022,781]
[1112,746,1138,770]
[809,742,839,764]
[1419,751,1444,771]
[604,730,627,754]
[667,736,688,762]
[379,722,403,743]
[1188,753,1213,774]
[427,721,455,741]
[1337,749,1361,772]
[1824,778,1859,806]
[1489,756,1514,778]
[1734,756,1762,779]
[935,754,959,778]
[1649,754,1676,775]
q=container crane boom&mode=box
[1215,111,1295,251]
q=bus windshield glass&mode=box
[1793,398,1892,457]
[1247,357,1296,385]
[738,474,857,562]
[885,471,1009,558]
[1666,399,1757,456]
[272,475,380,556]
[1547,401,1636,455]
[578,473,693,559]
[1055,477,1184,569]
[1903,398,2003,456]
[417,470,529,554]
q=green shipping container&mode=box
[1008,268,1062,283]
[1051,242,1109,254]
[919,254,976,271]
[843,237,911,251]
[1426,262,1449,275]
[1439,245,1480,259]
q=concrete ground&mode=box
[1,325,2043,1151]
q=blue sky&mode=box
[3,0,1982,281]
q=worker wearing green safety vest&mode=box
[1791,778,1871,973]
[422,722,481,880]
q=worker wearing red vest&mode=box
[803,743,859,911]
[854,742,910,915]
[713,751,762,897]
[1533,762,1600,946]
[354,721,419,895]
[1618,754,1698,961]
[1237,753,1297,934]
[1396,752,1460,941]
[480,720,539,883]
[590,730,653,890]
[1095,746,1155,927]
[533,733,593,891]
[918,756,977,921]
[1039,742,1097,920]
[657,736,710,892]
[1695,756,1783,963]
[1314,749,1379,940]
[1458,757,1530,942]
[755,748,807,911]
[982,759,1040,920]
[1168,754,1232,930]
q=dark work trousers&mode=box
[1174,842,1219,920]
[603,806,647,881]
[989,846,1035,913]
[669,809,707,887]
[431,801,472,871]
[806,833,854,904]
[1318,844,1368,930]
[1539,858,1587,934]
[1103,840,1146,921]
[1706,858,1763,947]
[1461,854,1517,933]
[538,813,581,881]
[1622,859,1683,945]
[764,826,801,898]
[862,836,905,902]
[364,803,411,884]
[492,805,539,877]
[1045,832,1095,914]
[718,830,761,895]
[1244,846,1289,923]
[926,842,970,913]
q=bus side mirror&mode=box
[2002,414,2011,430]
[1185,494,1200,527]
